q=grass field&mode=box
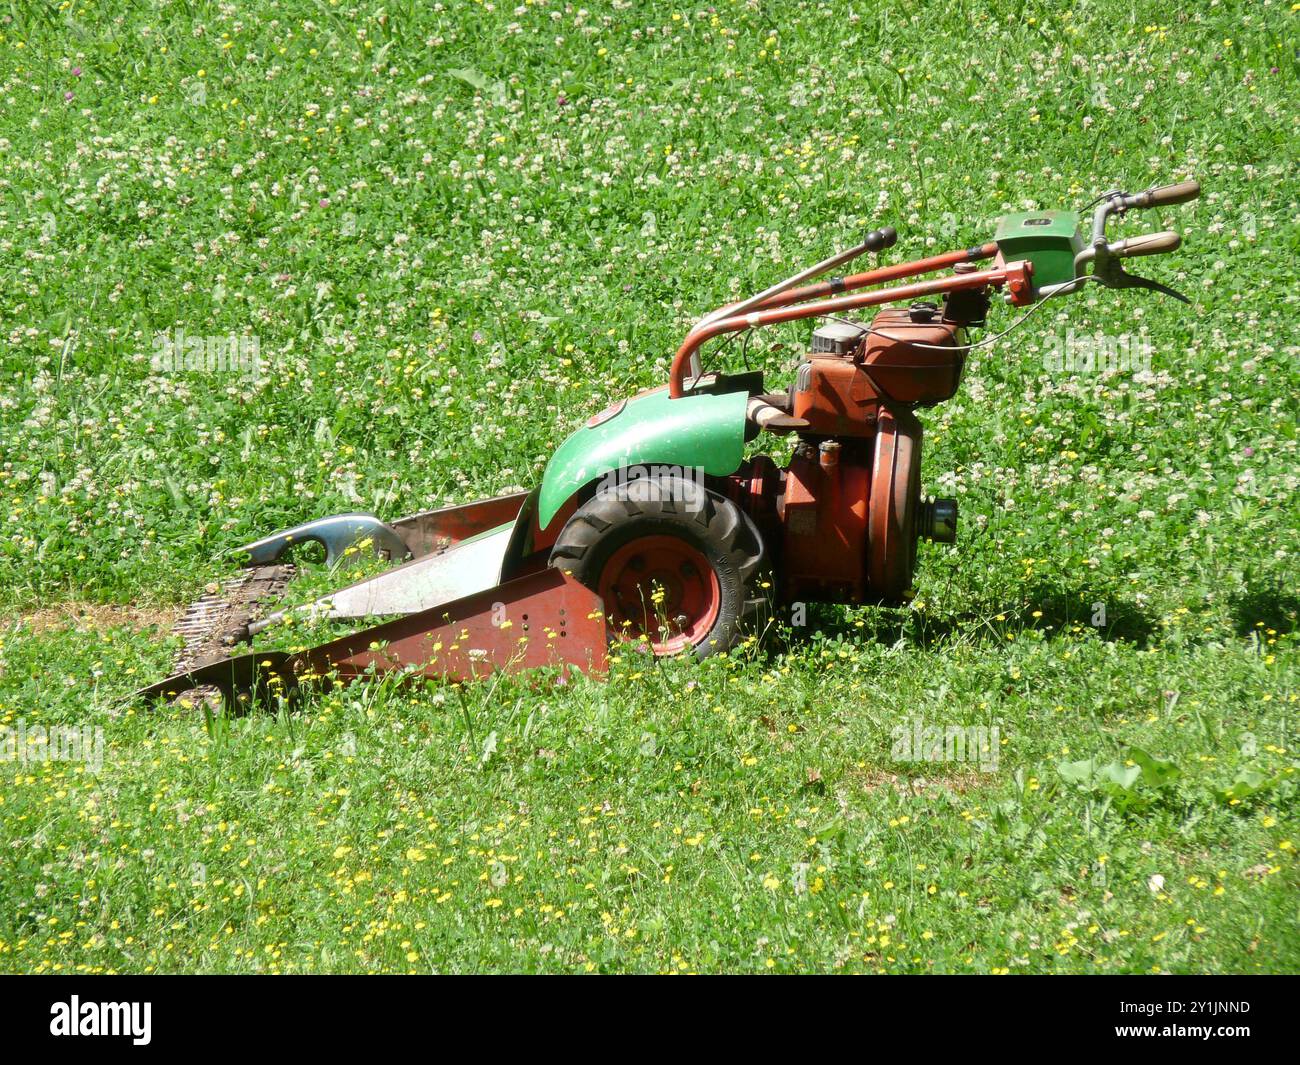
[0,0,1296,973]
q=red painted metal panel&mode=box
[781,448,871,603]
[295,567,608,683]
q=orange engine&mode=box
[790,308,965,435]
[773,308,963,604]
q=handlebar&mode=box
[1108,230,1181,259]
[1091,177,1199,244]
[670,180,1200,398]
[1122,180,1201,209]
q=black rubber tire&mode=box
[550,476,770,659]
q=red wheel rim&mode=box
[597,535,721,655]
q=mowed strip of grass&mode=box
[0,1,1296,972]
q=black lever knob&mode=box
[864,227,898,252]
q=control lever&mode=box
[1084,231,1190,303]
[694,225,898,333]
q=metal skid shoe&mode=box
[135,650,300,715]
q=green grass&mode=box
[0,0,1296,973]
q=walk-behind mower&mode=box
[137,180,1200,710]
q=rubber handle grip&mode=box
[1130,180,1200,208]
[1110,230,1181,259]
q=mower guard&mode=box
[140,384,753,709]
[537,386,749,529]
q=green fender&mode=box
[538,386,749,530]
